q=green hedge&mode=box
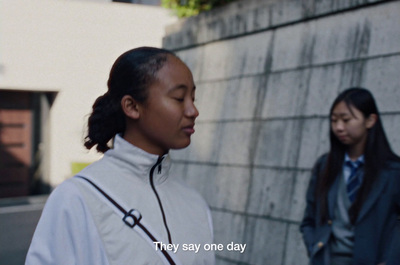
[162,0,237,17]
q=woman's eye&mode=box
[174,98,184,102]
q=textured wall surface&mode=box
[163,0,400,264]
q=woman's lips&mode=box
[182,126,195,135]
[337,135,348,141]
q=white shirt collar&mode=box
[344,153,364,165]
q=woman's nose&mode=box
[334,121,344,131]
[185,101,199,118]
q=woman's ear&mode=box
[366,113,378,129]
[121,95,140,119]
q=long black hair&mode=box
[84,47,175,153]
[317,87,400,224]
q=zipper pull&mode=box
[157,156,165,174]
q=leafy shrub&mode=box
[162,0,237,17]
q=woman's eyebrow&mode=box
[169,84,187,91]
[169,84,196,92]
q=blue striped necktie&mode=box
[346,160,363,203]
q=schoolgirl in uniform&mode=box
[25,47,215,265]
[300,88,400,265]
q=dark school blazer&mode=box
[300,154,400,265]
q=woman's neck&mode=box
[347,144,365,161]
[123,128,168,156]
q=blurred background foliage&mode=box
[162,0,237,17]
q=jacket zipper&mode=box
[149,156,172,244]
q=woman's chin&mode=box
[171,140,191,150]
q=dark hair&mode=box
[84,47,175,153]
[317,87,400,224]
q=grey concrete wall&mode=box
[163,0,400,264]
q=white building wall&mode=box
[0,0,176,186]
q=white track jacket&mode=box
[25,135,215,265]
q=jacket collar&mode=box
[355,167,389,223]
[105,134,171,185]
[327,159,391,224]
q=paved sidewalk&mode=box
[0,196,47,265]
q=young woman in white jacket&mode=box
[25,47,215,265]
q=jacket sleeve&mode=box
[300,155,326,256]
[25,179,109,265]
[386,172,400,265]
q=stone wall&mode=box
[163,0,400,264]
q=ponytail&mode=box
[84,47,175,153]
[84,92,125,153]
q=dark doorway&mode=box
[0,90,55,198]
